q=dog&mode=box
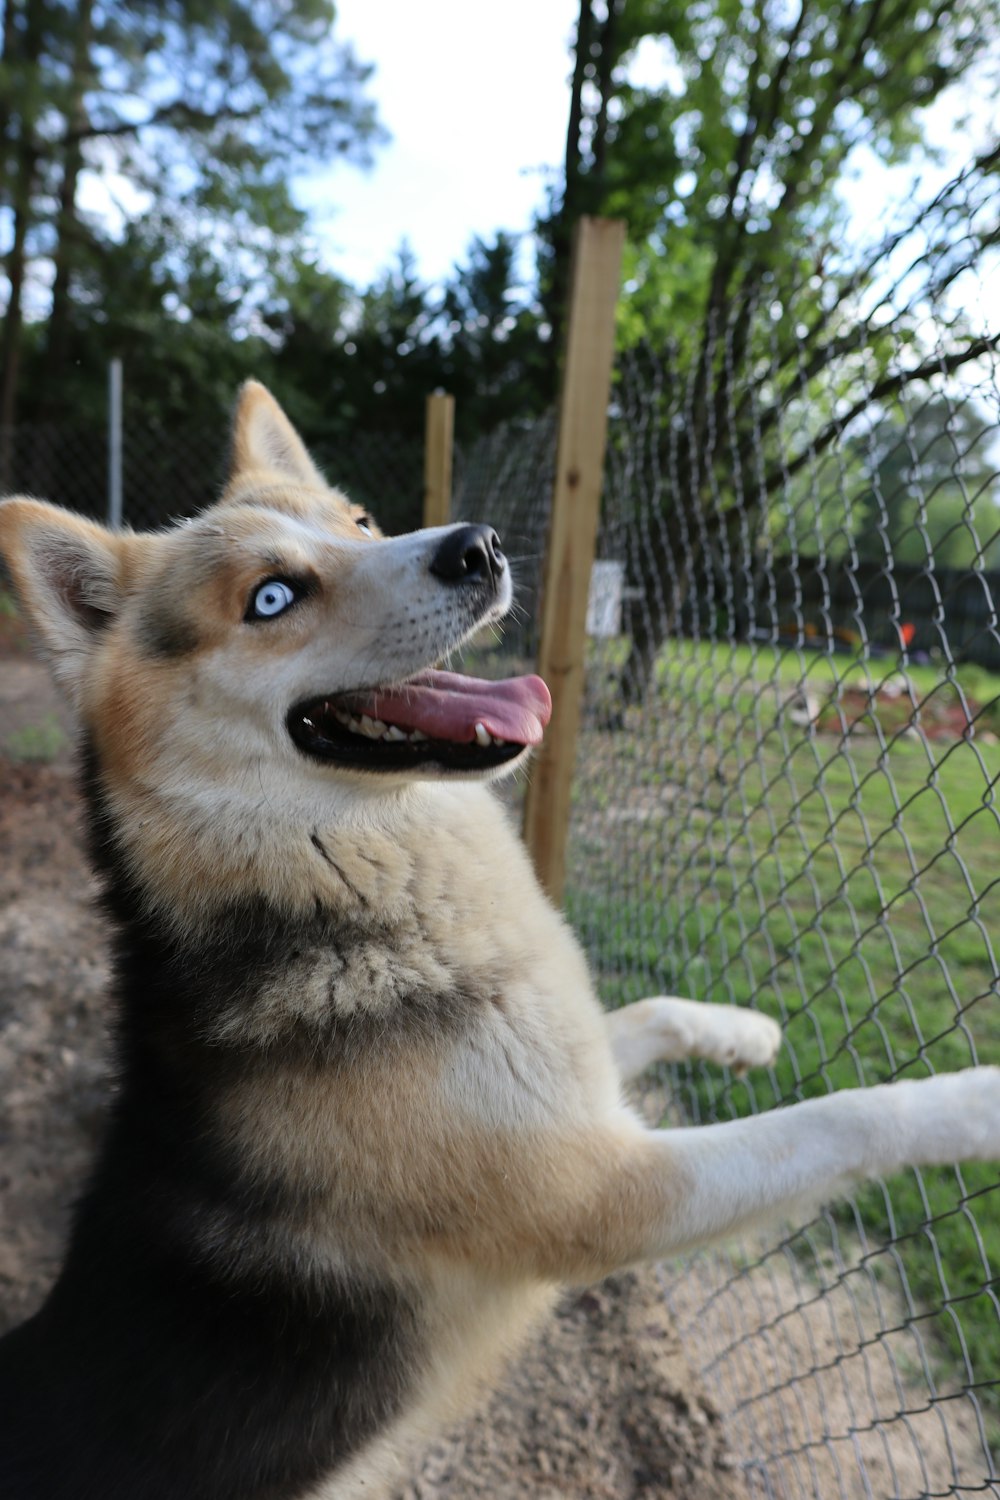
[0,382,997,1500]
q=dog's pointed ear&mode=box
[227,381,328,491]
[0,498,131,703]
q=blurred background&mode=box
[2,0,997,535]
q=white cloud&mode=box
[297,0,578,288]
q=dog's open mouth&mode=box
[288,669,552,772]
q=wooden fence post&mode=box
[423,390,454,529]
[522,216,625,906]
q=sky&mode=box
[36,0,1000,332]
[297,1,999,323]
[297,0,580,291]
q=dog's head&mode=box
[0,385,550,815]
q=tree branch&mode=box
[762,335,1000,496]
[62,96,264,148]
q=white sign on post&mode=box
[586,559,624,637]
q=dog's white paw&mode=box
[890,1066,1000,1167]
[613,997,783,1079]
[700,1006,782,1075]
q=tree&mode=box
[852,398,1000,571]
[335,244,442,439]
[438,232,551,442]
[265,232,553,451]
[0,0,384,459]
[541,0,1000,702]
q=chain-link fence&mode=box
[0,420,426,536]
[456,159,1000,1496]
[453,409,558,664]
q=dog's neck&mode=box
[80,738,510,940]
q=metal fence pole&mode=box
[522,216,625,905]
[107,358,123,529]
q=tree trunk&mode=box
[591,0,620,187]
[0,0,45,478]
[547,0,594,368]
[43,0,95,400]
[618,516,697,710]
[0,142,38,485]
[0,0,19,149]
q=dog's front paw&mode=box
[703,1007,782,1076]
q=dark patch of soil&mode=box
[816,682,986,741]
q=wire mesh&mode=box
[452,409,559,664]
[561,156,1000,1497]
[0,422,426,535]
[0,423,109,522]
[448,154,1000,1497]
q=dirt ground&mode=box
[0,637,741,1500]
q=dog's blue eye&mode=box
[249,580,297,620]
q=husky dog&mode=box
[0,383,998,1500]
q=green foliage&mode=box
[773,395,1000,568]
[851,398,1000,570]
[5,0,998,568]
[2,0,556,459]
[438,233,553,439]
[557,0,995,341]
[266,233,553,448]
[1,0,386,429]
[543,0,1000,703]
[20,215,278,431]
[330,245,443,439]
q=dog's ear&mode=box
[227,381,328,491]
[0,498,131,703]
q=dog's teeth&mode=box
[358,715,388,739]
[474,723,492,747]
[385,725,407,741]
[410,729,428,742]
[493,735,507,746]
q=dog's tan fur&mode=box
[2,384,999,1500]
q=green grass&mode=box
[0,586,30,654]
[566,638,1000,1436]
[5,713,68,763]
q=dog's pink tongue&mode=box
[363,670,551,746]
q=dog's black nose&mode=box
[429,524,506,588]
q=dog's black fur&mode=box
[0,752,422,1500]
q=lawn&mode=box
[566,638,1000,1436]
